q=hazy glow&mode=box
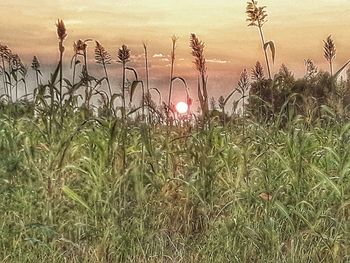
[176,102,188,114]
[0,0,350,99]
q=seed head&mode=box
[74,39,87,54]
[118,44,130,63]
[238,69,250,92]
[251,61,265,81]
[190,33,206,74]
[0,44,12,60]
[171,35,178,61]
[31,56,40,71]
[323,35,336,63]
[11,54,24,71]
[246,0,268,27]
[305,59,317,79]
[95,41,111,64]
[218,96,225,110]
[56,19,67,41]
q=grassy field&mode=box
[1,1,350,261]
[1,108,350,262]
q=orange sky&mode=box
[1,0,350,102]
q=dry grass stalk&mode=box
[56,19,67,107]
[252,61,265,81]
[167,35,178,118]
[118,45,130,63]
[31,56,41,100]
[118,44,130,120]
[323,35,336,76]
[246,0,267,27]
[246,0,273,80]
[56,19,67,42]
[190,33,209,121]
[305,59,318,80]
[95,41,112,99]
[0,44,11,97]
[11,54,24,100]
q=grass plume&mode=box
[2,8,350,262]
[95,41,112,100]
[324,35,336,76]
[56,19,67,108]
[246,0,274,80]
[167,35,178,117]
[190,33,209,121]
[118,44,130,120]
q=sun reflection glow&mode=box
[175,101,188,114]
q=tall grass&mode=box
[31,56,41,88]
[324,35,336,76]
[246,0,275,80]
[190,33,209,122]
[1,5,350,262]
[0,44,11,101]
[237,69,249,138]
[56,19,67,108]
[118,44,130,120]
[167,35,177,117]
[94,41,112,103]
[1,108,350,262]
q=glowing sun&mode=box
[175,102,188,114]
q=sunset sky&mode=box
[1,0,350,102]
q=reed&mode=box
[190,33,209,121]
[237,69,249,138]
[252,61,264,81]
[143,42,151,123]
[118,44,130,120]
[95,41,112,100]
[0,44,10,98]
[143,42,150,95]
[31,56,41,88]
[2,9,350,262]
[74,39,90,76]
[20,64,28,98]
[246,0,275,80]
[167,35,177,117]
[323,35,336,76]
[304,59,318,80]
[10,54,23,101]
[251,61,265,119]
[71,41,79,86]
[56,19,67,107]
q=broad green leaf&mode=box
[62,186,91,211]
[310,164,341,197]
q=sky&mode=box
[1,0,350,103]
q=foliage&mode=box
[1,7,350,261]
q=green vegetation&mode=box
[1,1,350,262]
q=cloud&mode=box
[153,53,166,58]
[207,59,230,64]
[130,54,143,60]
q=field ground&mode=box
[1,107,350,262]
